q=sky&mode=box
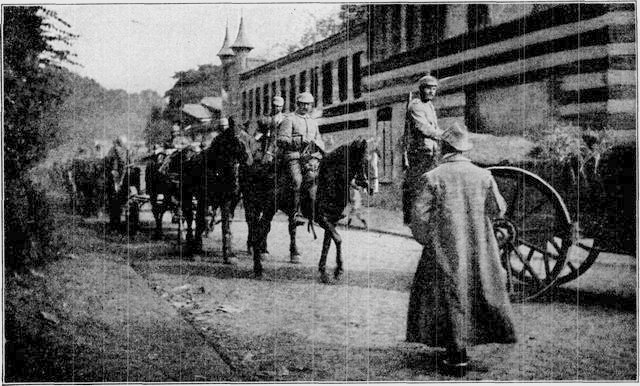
[47,3,341,96]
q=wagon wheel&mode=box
[555,238,602,285]
[489,166,573,301]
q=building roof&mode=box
[217,22,235,57]
[240,22,366,80]
[181,103,212,121]
[200,96,222,111]
[230,16,253,50]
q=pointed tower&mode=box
[218,20,236,117]
[230,14,253,71]
[217,20,235,64]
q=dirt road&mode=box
[131,214,636,381]
[5,210,636,381]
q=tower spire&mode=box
[231,13,253,51]
[217,19,235,58]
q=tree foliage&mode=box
[143,105,173,146]
[3,6,77,178]
[281,4,369,54]
[3,6,77,269]
[164,64,223,123]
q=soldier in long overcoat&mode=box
[407,122,517,376]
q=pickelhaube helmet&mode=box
[273,96,284,106]
[418,74,439,87]
[296,92,314,104]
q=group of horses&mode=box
[143,123,378,282]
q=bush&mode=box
[4,177,64,271]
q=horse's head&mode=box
[348,138,379,196]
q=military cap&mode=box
[418,74,439,87]
[296,92,314,103]
[272,96,284,106]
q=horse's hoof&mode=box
[289,254,301,264]
[259,252,270,261]
[334,269,343,281]
[319,272,330,284]
[224,257,238,265]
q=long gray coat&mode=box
[406,154,517,350]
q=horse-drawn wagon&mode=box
[488,141,635,301]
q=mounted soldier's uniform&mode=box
[402,75,443,225]
[277,92,325,226]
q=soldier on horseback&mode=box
[106,134,131,229]
[277,92,325,226]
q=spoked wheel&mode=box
[489,166,574,301]
[555,238,602,285]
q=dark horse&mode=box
[144,146,199,240]
[190,125,252,261]
[243,134,376,282]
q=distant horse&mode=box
[66,157,105,216]
[246,137,378,281]
[190,125,252,262]
[144,147,199,240]
[106,163,142,234]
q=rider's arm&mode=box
[408,99,443,139]
[276,116,293,149]
[312,127,326,153]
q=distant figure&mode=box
[402,75,442,225]
[106,135,130,229]
[346,179,367,228]
[171,125,191,149]
[407,122,516,377]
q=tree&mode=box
[280,4,369,54]
[143,105,173,147]
[164,64,223,123]
[4,6,77,178]
[3,6,77,269]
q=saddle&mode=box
[279,143,322,220]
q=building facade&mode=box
[218,4,636,205]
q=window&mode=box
[310,67,319,105]
[248,89,254,119]
[468,4,490,31]
[289,74,296,109]
[242,91,247,120]
[263,83,270,115]
[352,52,362,99]
[376,107,394,181]
[280,78,287,111]
[322,62,333,106]
[299,70,307,93]
[406,5,416,49]
[338,57,348,102]
[256,87,261,117]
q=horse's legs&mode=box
[288,216,300,263]
[253,204,275,278]
[150,193,163,239]
[318,229,332,283]
[193,193,206,253]
[183,193,194,246]
[221,200,236,263]
[317,217,343,281]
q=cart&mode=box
[489,165,632,301]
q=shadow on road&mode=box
[533,286,635,312]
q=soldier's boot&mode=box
[292,190,305,226]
